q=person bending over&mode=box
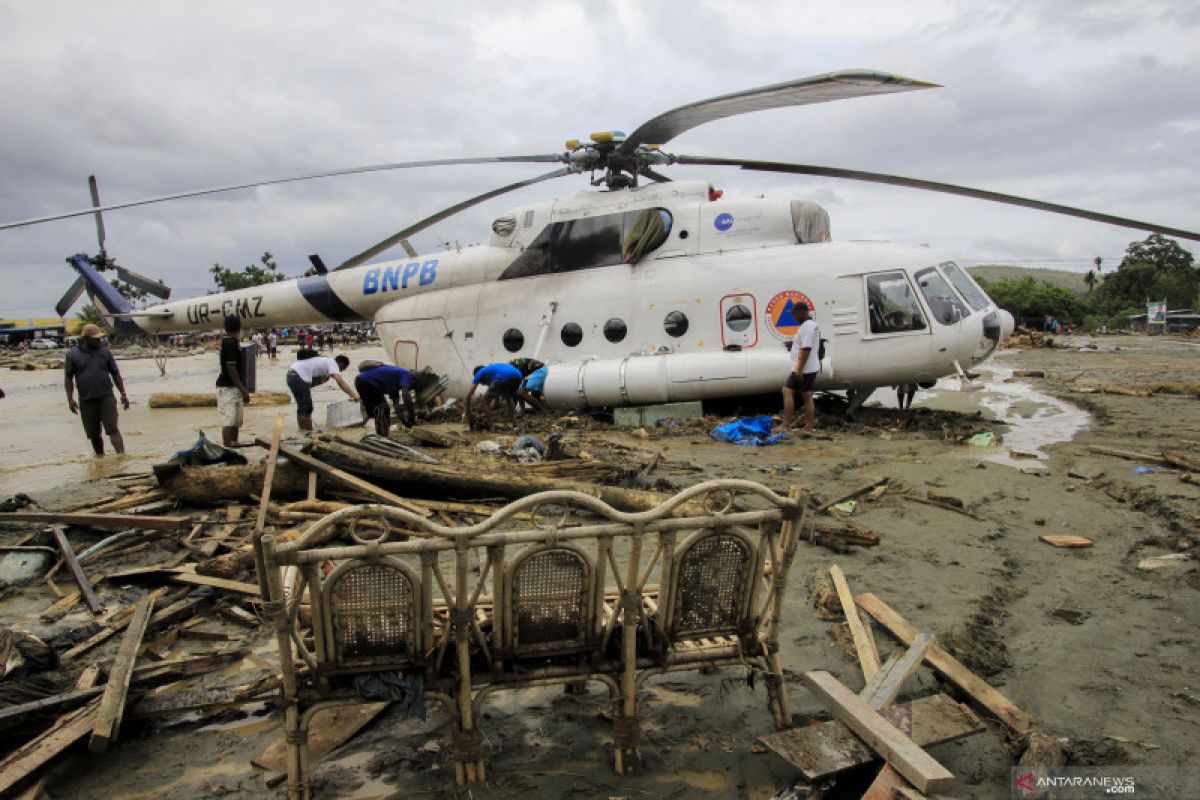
[286,353,358,432]
[355,361,417,436]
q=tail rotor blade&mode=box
[115,265,171,299]
[56,276,86,317]
[88,175,107,252]
[674,155,1200,243]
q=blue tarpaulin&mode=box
[710,415,788,446]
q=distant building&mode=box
[0,317,82,345]
[1126,309,1199,333]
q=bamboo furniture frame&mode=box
[262,479,808,799]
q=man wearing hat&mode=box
[64,324,130,455]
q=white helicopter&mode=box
[8,70,1198,411]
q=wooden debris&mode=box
[39,590,81,623]
[817,477,889,514]
[760,693,983,781]
[1180,472,1200,487]
[809,520,880,552]
[1086,445,1169,465]
[802,670,955,794]
[856,592,1034,734]
[253,702,388,786]
[1163,451,1200,472]
[1039,535,1094,548]
[197,505,246,558]
[828,565,880,681]
[128,674,279,719]
[860,633,935,709]
[904,494,981,520]
[1018,727,1067,768]
[48,526,104,615]
[85,488,168,514]
[0,512,191,531]
[0,698,102,796]
[406,426,458,448]
[148,390,292,407]
[265,439,432,517]
[90,593,156,752]
[168,572,261,597]
[60,588,171,662]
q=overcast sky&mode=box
[1,0,1197,318]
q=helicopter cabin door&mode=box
[719,293,758,349]
[393,339,419,370]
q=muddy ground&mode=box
[1,334,1197,799]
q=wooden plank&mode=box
[1,512,191,531]
[861,633,935,710]
[127,677,279,719]
[863,765,918,800]
[262,439,432,517]
[759,693,982,781]
[168,572,261,597]
[48,526,105,615]
[39,590,81,622]
[856,592,1034,734]
[252,702,388,785]
[89,594,156,752]
[829,565,880,682]
[801,671,955,794]
[1039,534,1094,548]
[197,505,246,558]
[0,698,102,796]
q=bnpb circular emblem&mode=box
[764,290,814,340]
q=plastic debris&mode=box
[475,440,502,454]
[1132,466,1164,474]
[968,432,996,447]
[710,416,787,446]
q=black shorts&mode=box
[80,394,119,439]
[487,377,521,398]
[785,372,816,392]
[355,378,389,415]
[287,370,314,416]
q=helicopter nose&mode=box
[998,308,1015,340]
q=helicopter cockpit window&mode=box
[938,261,990,311]
[499,208,673,280]
[866,272,927,334]
[914,267,970,326]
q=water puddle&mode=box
[915,356,1091,469]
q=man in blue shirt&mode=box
[354,361,417,436]
[465,362,531,429]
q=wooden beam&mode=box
[1,512,191,531]
[759,693,982,781]
[47,526,104,615]
[59,587,171,662]
[89,595,156,752]
[260,438,431,517]
[1086,445,1169,465]
[252,414,285,597]
[856,592,1034,734]
[802,671,955,794]
[167,572,260,597]
[0,699,102,796]
[861,633,935,710]
[829,565,880,681]
[197,505,246,558]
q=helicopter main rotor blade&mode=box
[334,166,573,271]
[115,265,171,299]
[619,71,936,155]
[55,276,86,317]
[0,154,566,232]
[88,175,106,252]
[676,155,1200,243]
[639,168,673,184]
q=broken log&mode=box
[1162,451,1200,472]
[0,512,191,531]
[809,520,881,552]
[158,462,310,503]
[306,438,706,515]
[817,477,889,514]
[147,390,292,408]
[266,440,431,517]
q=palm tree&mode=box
[1084,270,1097,293]
[1094,256,1102,273]
[76,304,109,332]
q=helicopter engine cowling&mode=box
[541,349,834,410]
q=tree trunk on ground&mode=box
[158,463,309,503]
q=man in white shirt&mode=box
[286,353,359,432]
[778,304,821,434]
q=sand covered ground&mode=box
[1,334,1197,799]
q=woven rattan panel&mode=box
[674,534,750,636]
[513,549,586,647]
[330,564,414,661]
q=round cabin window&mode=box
[502,328,524,352]
[663,311,689,338]
[603,318,627,343]
[725,303,752,332]
[561,322,583,347]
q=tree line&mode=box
[975,234,1198,331]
